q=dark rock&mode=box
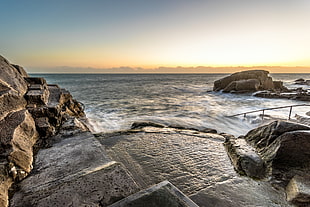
[254,90,310,101]
[11,64,28,78]
[244,121,310,185]
[213,70,275,92]
[131,121,166,129]
[109,181,199,207]
[24,77,47,85]
[294,78,310,86]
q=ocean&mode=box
[31,73,310,136]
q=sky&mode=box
[1,0,310,73]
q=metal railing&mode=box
[228,104,310,120]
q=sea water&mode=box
[31,73,310,136]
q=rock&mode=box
[0,109,38,207]
[223,79,260,93]
[224,136,266,179]
[213,70,275,92]
[244,121,310,185]
[0,88,27,121]
[0,56,28,96]
[0,109,38,175]
[273,81,287,91]
[109,180,199,207]
[295,78,310,86]
[11,64,28,78]
[286,175,310,205]
[190,177,289,207]
[0,165,13,207]
[10,132,139,207]
[131,121,166,129]
[254,90,310,101]
[97,128,232,195]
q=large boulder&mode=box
[244,121,310,185]
[213,70,276,93]
[0,109,38,207]
[0,56,28,96]
[0,109,38,176]
[0,56,28,120]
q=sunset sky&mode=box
[1,0,310,73]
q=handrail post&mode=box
[288,106,293,120]
[262,110,265,120]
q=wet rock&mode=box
[131,121,166,129]
[213,70,276,92]
[110,180,199,207]
[98,126,290,206]
[294,78,310,85]
[254,90,310,101]
[244,121,310,186]
[224,136,266,179]
[286,175,310,205]
[190,177,289,207]
[11,132,139,207]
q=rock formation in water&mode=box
[213,70,310,101]
[213,70,286,93]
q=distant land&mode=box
[28,66,310,74]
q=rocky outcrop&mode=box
[244,121,310,185]
[254,90,310,101]
[213,70,285,93]
[0,55,95,206]
[294,78,310,86]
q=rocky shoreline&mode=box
[1,56,309,206]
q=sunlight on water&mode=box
[31,73,310,136]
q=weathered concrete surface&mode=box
[97,127,230,195]
[109,180,199,207]
[11,132,139,207]
[97,126,290,206]
[286,175,310,205]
